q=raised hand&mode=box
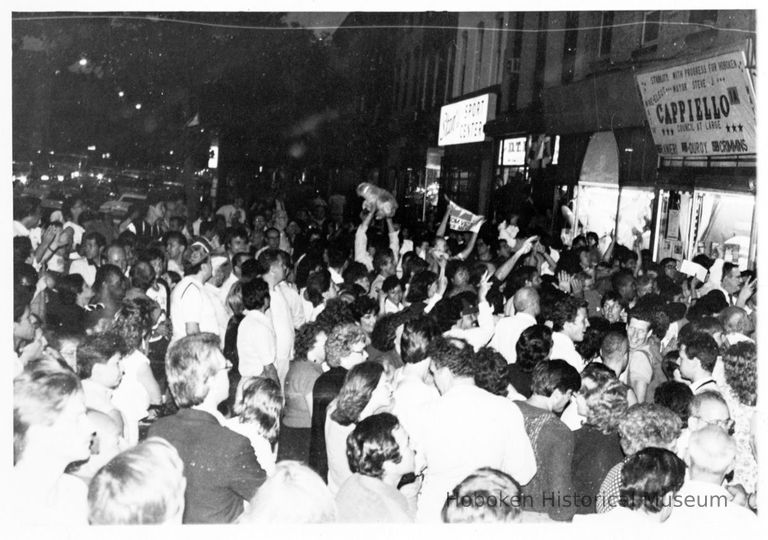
[558,270,572,293]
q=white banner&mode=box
[438,93,496,146]
[636,50,755,157]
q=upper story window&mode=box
[642,11,661,44]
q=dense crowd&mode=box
[12,188,758,525]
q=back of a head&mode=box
[472,348,510,397]
[325,323,366,368]
[400,315,441,364]
[619,447,686,514]
[346,412,402,480]
[515,324,553,372]
[530,359,581,397]
[442,467,522,523]
[512,286,539,314]
[13,364,82,464]
[240,461,336,523]
[618,404,683,455]
[165,332,221,408]
[689,390,730,422]
[88,437,186,525]
[426,336,475,378]
[687,424,736,478]
[653,381,694,428]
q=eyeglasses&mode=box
[692,415,735,434]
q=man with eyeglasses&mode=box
[668,425,756,524]
[676,391,734,460]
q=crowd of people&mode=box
[12,187,759,525]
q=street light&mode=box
[135,103,142,110]
[79,58,88,66]
[118,91,125,98]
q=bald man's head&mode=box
[513,287,540,317]
[719,306,752,336]
[687,424,736,479]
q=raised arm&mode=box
[494,236,536,282]
[386,217,400,263]
[436,201,450,238]
[354,210,375,263]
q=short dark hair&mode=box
[427,336,475,378]
[346,413,402,480]
[343,261,369,286]
[77,332,125,379]
[473,348,509,397]
[619,447,686,513]
[327,247,348,269]
[680,331,719,373]
[242,277,270,311]
[370,313,406,352]
[406,270,437,303]
[653,381,694,428]
[515,324,553,372]
[549,295,585,332]
[400,315,441,364]
[530,359,581,397]
[382,276,401,294]
[164,231,187,249]
[257,248,283,274]
[56,273,86,305]
[721,262,739,281]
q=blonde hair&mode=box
[234,377,283,449]
[239,461,336,523]
[88,437,186,524]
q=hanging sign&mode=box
[635,50,755,157]
[438,93,496,146]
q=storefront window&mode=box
[656,189,755,270]
[616,187,654,250]
[574,183,619,240]
[694,191,754,270]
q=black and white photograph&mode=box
[9,5,761,531]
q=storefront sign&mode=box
[635,50,756,157]
[500,137,527,166]
[438,94,496,146]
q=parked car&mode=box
[98,191,148,219]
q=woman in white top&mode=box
[110,296,163,445]
[300,269,337,323]
[224,376,283,476]
[325,361,394,495]
[169,239,219,344]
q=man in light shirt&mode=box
[408,337,536,522]
[667,425,756,523]
[258,249,296,386]
[489,286,539,363]
[548,295,589,372]
[237,277,278,382]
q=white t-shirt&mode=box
[169,276,220,344]
[237,309,276,378]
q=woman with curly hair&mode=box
[595,403,682,513]
[324,361,393,495]
[571,363,629,514]
[110,296,163,445]
[279,322,328,463]
[720,341,757,494]
[224,376,283,476]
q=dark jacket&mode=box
[308,366,347,480]
[148,408,266,524]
